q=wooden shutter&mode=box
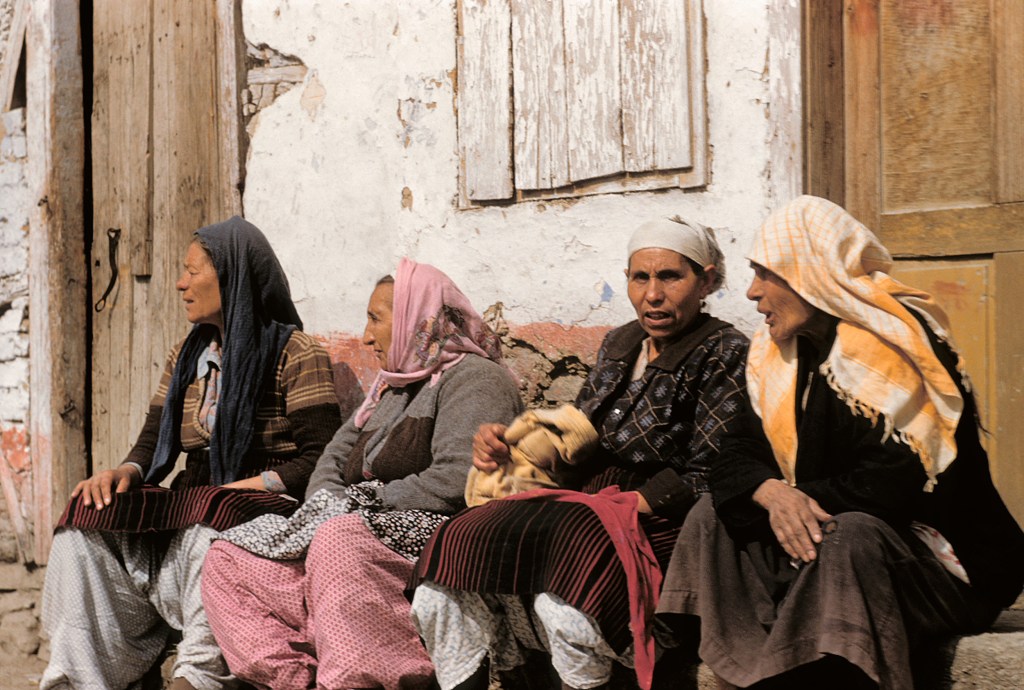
[458,0,706,204]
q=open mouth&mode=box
[644,311,671,325]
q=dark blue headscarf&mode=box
[145,217,302,486]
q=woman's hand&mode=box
[752,478,832,563]
[71,465,141,510]
[472,423,511,473]
[221,476,267,491]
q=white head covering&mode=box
[627,216,726,291]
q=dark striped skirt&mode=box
[56,485,299,534]
[411,468,680,654]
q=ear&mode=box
[700,265,718,297]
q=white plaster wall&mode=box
[0,108,30,423]
[241,0,800,339]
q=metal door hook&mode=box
[94,227,122,312]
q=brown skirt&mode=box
[657,495,998,690]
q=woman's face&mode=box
[746,263,821,342]
[363,281,395,369]
[176,241,223,332]
[626,248,713,353]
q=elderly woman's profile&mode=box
[199,258,522,690]
[657,196,1024,689]
[40,217,342,689]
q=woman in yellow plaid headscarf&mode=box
[657,196,1024,690]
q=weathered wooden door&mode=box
[805,0,1024,522]
[90,0,243,475]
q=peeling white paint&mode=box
[241,0,797,339]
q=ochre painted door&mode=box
[90,0,242,476]
[805,0,1024,523]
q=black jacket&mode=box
[712,318,1024,608]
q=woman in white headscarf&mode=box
[410,217,750,690]
[657,196,1024,689]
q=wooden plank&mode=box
[994,251,1024,525]
[26,0,87,563]
[145,0,217,447]
[878,203,1024,257]
[621,0,690,173]
[993,0,1024,203]
[802,0,844,203]
[0,0,27,112]
[458,0,513,201]
[842,0,880,229]
[879,0,991,213]
[681,0,706,187]
[91,0,145,473]
[512,0,570,190]
[563,0,621,181]
[215,0,244,216]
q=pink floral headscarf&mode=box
[353,258,507,428]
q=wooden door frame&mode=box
[24,0,244,564]
[27,0,88,566]
[803,0,1024,522]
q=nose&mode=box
[176,271,188,292]
[644,278,664,303]
[362,323,374,346]
[746,276,762,302]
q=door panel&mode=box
[891,258,994,449]
[805,0,1024,523]
[90,0,241,476]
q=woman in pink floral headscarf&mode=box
[201,259,522,690]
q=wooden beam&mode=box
[878,203,1024,257]
[26,0,87,565]
[842,0,880,229]
[458,0,513,202]
[802,0,844,203]
[0,0,28,112]
[994,251,1024,525]
[993,0,1024,203]
[215,0,244,216]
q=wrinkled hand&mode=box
[472,423,511,473]
[70,465,141,510]
[752,478,832,563]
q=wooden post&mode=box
[215,0,246,217]
[27,0,87,565]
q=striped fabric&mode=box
[747,196,964,487]
[55,486,298,533]
[413,466,678,657]
[140,330,338,468]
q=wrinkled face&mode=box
[626,248,712,353]
[175,241,223,331]
[746,263,820,342]
[363,282,395,369]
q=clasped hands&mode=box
[752,478,832,564]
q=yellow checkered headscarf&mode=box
[746,196,964,489]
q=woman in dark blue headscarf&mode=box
[40,217,342,690]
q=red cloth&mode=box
[503,486,662,690]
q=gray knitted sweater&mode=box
[306,354,522,515]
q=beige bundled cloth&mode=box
[464,405,600,507]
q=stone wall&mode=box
[0,106,41,675]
